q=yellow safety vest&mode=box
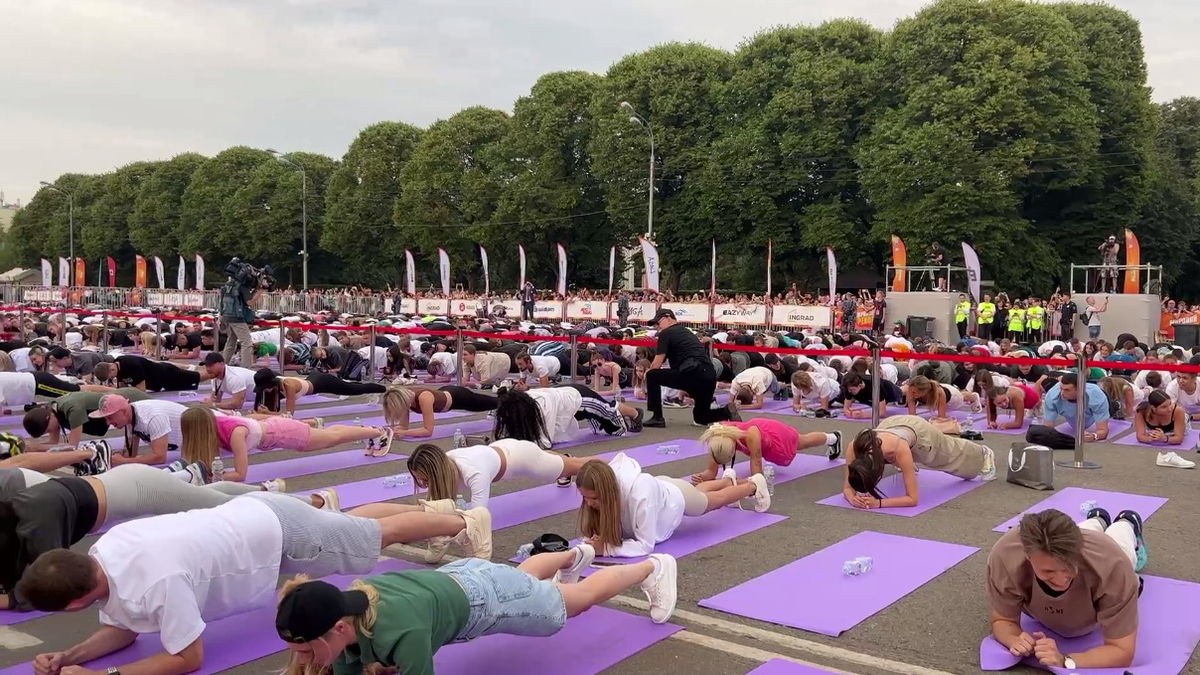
[978,302,995,325]
[1026,306,1045,329]
[1008,308,1025,332]
[955,302,970,323]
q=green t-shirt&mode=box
[333,571,470,675]
[255,342,279,357]
[54,387,149,430]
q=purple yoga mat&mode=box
[245,449,407,483]
[745,660,843,675]
[0,608,50,626]
[0,558,416,669]
[699,531,978,637]
[978,575,1200,675]
[581,509,787,570]
[815,469,990,517]
[993,487,1169,533]
[1113,427,1200,450]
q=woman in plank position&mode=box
[381,384,499,439]
[691,418,842,485]
[492,385,642,449]
[252,369,386,417]
[840,415,996,510]
[274,546,677,675]
[575,452,770,558]
[981,373,1042,431]
[1132,389,1190,447]
[903,375,965,428]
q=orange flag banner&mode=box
[1123,228,1140,295]
[890,235,908,292]
[135,256,148,288]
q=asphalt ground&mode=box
[0,389,1194,675]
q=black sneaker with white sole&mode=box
[1086,507,1112,529]
[556,454,574,488]
[827,431,843,461]
[90,440,112,474]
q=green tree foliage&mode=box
[322,122,424,286]
[83,162,165,281]
[178,146,273,260]
[395,106,510,289]
[1159,97,1200,181]
[129,153,207,258]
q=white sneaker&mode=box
[312,417,325,429]
[721,467,738,486]
[420,499,458,563]
[747,474,771,513]
[980,446,997,481]
[262,478,286,493]
[1156,452,1196,469]
[315,488,341,511]
[640,554,678,624]
[554,544,596,584]
[455,506,493,559]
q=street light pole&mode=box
[39,181,75,286]
[619,102,655,241]
[266,149,309,291]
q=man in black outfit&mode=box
[643,309,739,428]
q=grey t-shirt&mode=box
[65,351,113,377]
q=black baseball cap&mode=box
[203,352,225,366]
[276,580,369,644]
[651,308,676,323]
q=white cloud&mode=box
[1,0,1194,205]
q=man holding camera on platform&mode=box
[1098,235,1120,293]
[220,258,270,368]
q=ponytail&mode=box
[847,429,886,500]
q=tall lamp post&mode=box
[266,149,308,291]
[619,101,655,241]
[38,181,75,286]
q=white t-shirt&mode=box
[430,351,457,376]
[1166,379,1200,410]
[731,367,775,396]
[0,372,36,407]
[798,372,839,403]
[523,355,561,383]
[250,329,280,345]
[358,346,388,372]
[64,332,83,349]
[212,365,256,399]
[131,399,188,448]
[9,348,34,373]
[878,363,899,384]
[93,497,284,654]
[1134,369,1172,389]
[448,445,502,507]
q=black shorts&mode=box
[147,366,201,392]
[32,372,81,398]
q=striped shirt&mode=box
[130,399,188,448]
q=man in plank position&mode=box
[19,494,491,675]
[986,507,1146,670]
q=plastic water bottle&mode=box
[354,415,362,426]
[455,494,468,510]
[1080,500,1099,516]
[211,457,225,482]
[515,543,534,561]
[763,465,776,496]
[842,556,874,576]
[799,409,816,419]
[453,429,466,448]
[964,413,976,431]
[383,474,411,488]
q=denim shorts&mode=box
[438,558,567,641]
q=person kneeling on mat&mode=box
[274,545,678,675]
[1025,373,1111,449]
[841,416,996,510]
[575,452,769,558]
[986,508,1146,670]
[18,493,492,675]
[692,418,841,485]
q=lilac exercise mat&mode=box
[245,450,407,483]
[746,660,844,675]
[0,558,415,667]
[580,509,787,570]
[815,469,990,517]
[979,575,1200,675]
[993,487,1169,533]
[1113,427,1200,450]
[699,531,978,637]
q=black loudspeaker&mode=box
[907,316,935,340]
[1175,324,1200,349]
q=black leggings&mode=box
[441,385,498,412]
[306,372,386,397]
[33,372,81,398]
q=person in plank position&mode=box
[691,418,841,484]
[986,508,1147,670]
[19,493,492,675]
[274,545,678,675]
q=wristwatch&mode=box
[107,668,121,675]
[1062,656,1076,670]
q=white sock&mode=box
[825,433,839,446]
[643,556,662,582]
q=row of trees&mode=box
[10,0,1200,296]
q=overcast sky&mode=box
[3,0,1196,205]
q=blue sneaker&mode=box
[1116,509,1147,572]
[1086,507,1112,529]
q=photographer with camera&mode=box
[1098,235,1120,293]
[220,258,272,368]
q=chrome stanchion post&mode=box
[870,344,882,429]
[569,335,579,383]
[1056,353,1101,470]
[154,310,164,360]
[455,328,464,386]
[278,321,287,373]
[18,304,26,342]
[368,324,378,384]
[101,310,109,352]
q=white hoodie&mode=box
[605,453,685,557]
[528,387,582,446]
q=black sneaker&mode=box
[1086,507,1112,529]
[1116,509,1147,572]
[631,408,644,433]
[827,431,843,461]
[90,440,112,474]
[556,454,573,488]
[643,415,666,428]
[726,401,743,422]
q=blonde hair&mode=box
[179,406,220,467]
[0,351,12,373]
[790,371,813,393]
[698,423,744,466]
[278,576,379,675]
[405,444,461,501]
[381,386,416,426]
[907,375,935,399]
[575,460,623,551]
[139,331,158,352]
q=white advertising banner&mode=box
[659,302,710,324]
[532,300,564,321]
[770,304,833,329]
[611,301,657,323]
[567,300,609,321]
[417,298,449,315]
[713,303,768,326]
[146,291,206,308]
[495,299,521,317]
[449,299,478,317]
